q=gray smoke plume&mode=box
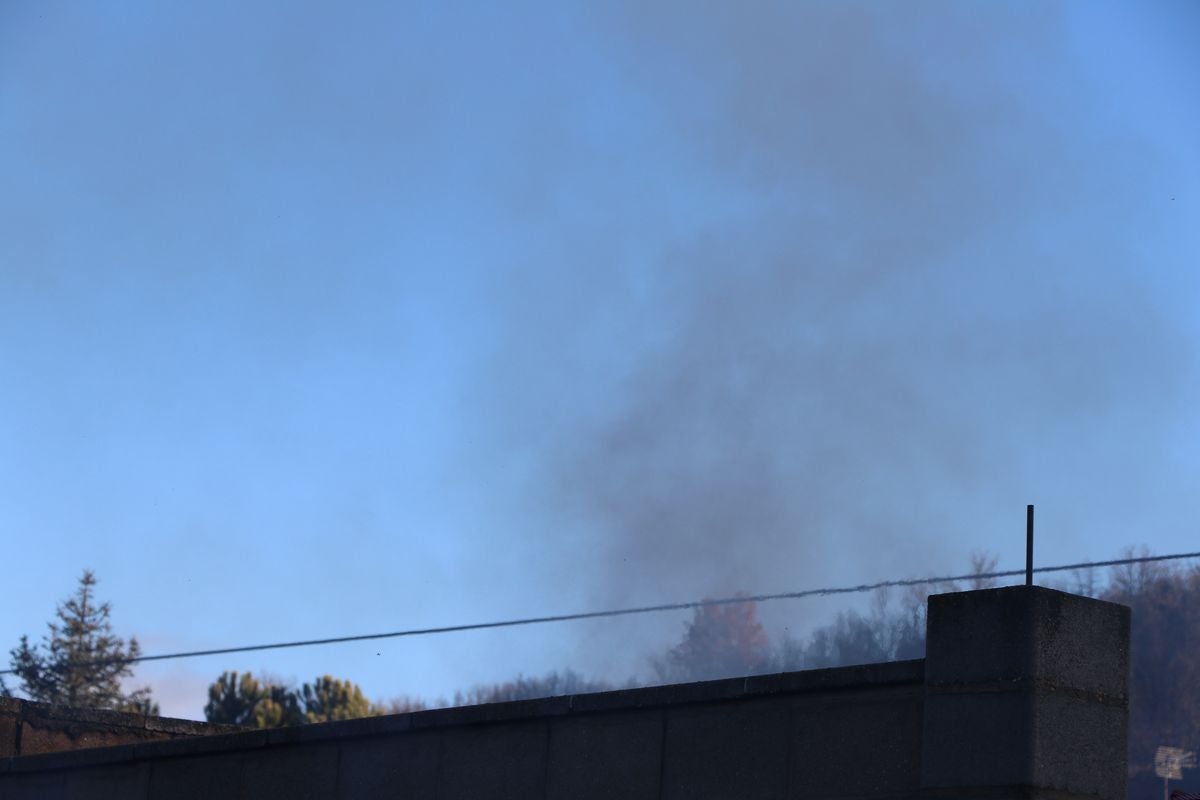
[478,1,1196,677]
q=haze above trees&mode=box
[5,556,1199,794]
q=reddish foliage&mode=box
[665,597,771,681]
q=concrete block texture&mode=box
[922,692,1037,788]
[661,699,791,800]
[237,743,340,800]
[545,711,663,800]
[438,721,548,800]
[149,745,339,800]
[336,732,440,800]
[0,769,66,799]
[923,586,1130,800]
[1029,693,1128,800]
[790,687,924,798]
[148,751,247,800]
[58,762,151,800]
[925,586,1130,699]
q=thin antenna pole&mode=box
[1026,504,1035,586]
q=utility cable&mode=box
[2,548,1197,675]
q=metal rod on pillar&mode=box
[1026,504,1034,587]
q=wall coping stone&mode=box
[0,697,242,739]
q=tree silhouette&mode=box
[655,597,771,683]
[301,675,371,723]
[7,570,156,713]
[453,670,611,706]
[1099,555,1200,797]
[203,671,303,728]
[204,672,377,727]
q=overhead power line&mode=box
[2,549,1197,676]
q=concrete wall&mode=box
[0,661,925,800]
[922,586,1130,800]
[0,697,240,757]
[0,586,1131,800]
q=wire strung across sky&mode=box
[3,549,1198,676]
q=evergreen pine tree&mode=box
[8,570,157,713]
[204,671,303,728]
[204,671,263,727]
[300,675,371,723]
[204,672,378,727]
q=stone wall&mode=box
[0,586,1131,800]
[0,697,240,758]
[0,661,925,799]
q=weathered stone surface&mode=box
[922,586,1130,800]
[0,713,18,758]
[1029,692,1128,800]
[925,585,1130,697]
[19,719,158,756]
[0,697,239,758]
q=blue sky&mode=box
[2,1,1197,719]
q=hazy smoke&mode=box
[493,2,1197,626]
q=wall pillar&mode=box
[921,586,1130,800]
